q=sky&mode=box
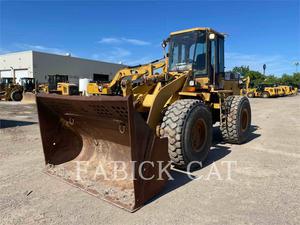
[0,0,299,75]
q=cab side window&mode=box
[218,37,224,73]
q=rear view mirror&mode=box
[161,39,168,48]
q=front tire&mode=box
[160,99,212,169]
[221,96,251,144]
[10,91,23,101]
[262,92,270,98]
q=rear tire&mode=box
[160,99,212,169]
[10,91,23,101]
[220,95,251,144]
[262,92,269,98]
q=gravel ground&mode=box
[0,96,299,225]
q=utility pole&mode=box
[263,64,266,75]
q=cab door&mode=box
[209,35,224,87]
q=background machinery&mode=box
[275,85,285,97]
[20,78,38,103]
[39,75,79,95]
[278,85,298,96]
[21,75,79,103]
[0,76,23,101]
[246,83,278,98]
[242,77,298,98]
[36,27,252,211]
[86,60,166,96]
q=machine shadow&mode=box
[0,119,37,129]
[145,124,260,206]
[212,125,261,145]
[244,125,261,143]
[213,125,261,146]
[145,129,231,206]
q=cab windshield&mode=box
[0,78,13,84]
[168,31,207,75]
[69,86,79,95]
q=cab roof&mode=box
[170,27,224,37]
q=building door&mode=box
[0,70,12,78]
[93,74,109,82]
[15,69,29,84]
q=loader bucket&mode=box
[21,92,36,104]
[36,94,169,212]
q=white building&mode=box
[0,51,125,84]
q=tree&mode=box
[232,66,266,87]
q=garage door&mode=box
[0,70,12,78]
[15,69,29,84]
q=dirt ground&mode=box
[0,96,299,225]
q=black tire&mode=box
[160,99,212,169]
[220,95,251,144]
[10,91,23,101]
[262,92,270,98]
[247,92,254,98]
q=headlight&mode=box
[189,80,195,86]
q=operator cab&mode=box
[0,77,13,85]
[167,28,225,89]
[20,78,36,92]
[0,78,14,90]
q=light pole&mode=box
[10,66,15,84]
[263,64,266,75]
[295,62,299,73]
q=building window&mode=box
[93,74,109,82]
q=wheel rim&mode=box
[191,119,207,152]
[241,108,249,132]
[12,92,22,101]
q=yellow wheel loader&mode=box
[0,77,24,101]
[36,27,252,212]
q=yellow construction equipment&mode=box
[87,59,166,96]
[275,86,285,97]
[22,82,78,103]
[37,74,79,95]
[278,85,297,96]
[38,82,79,95]
[86,82,104,95]
[36,27,252,211]
[56,82,79,95]
[20,78,38,104]
[240,76,250,96]
[245,83,278,98]
[0,77,23,101]
[292,86,298,95]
